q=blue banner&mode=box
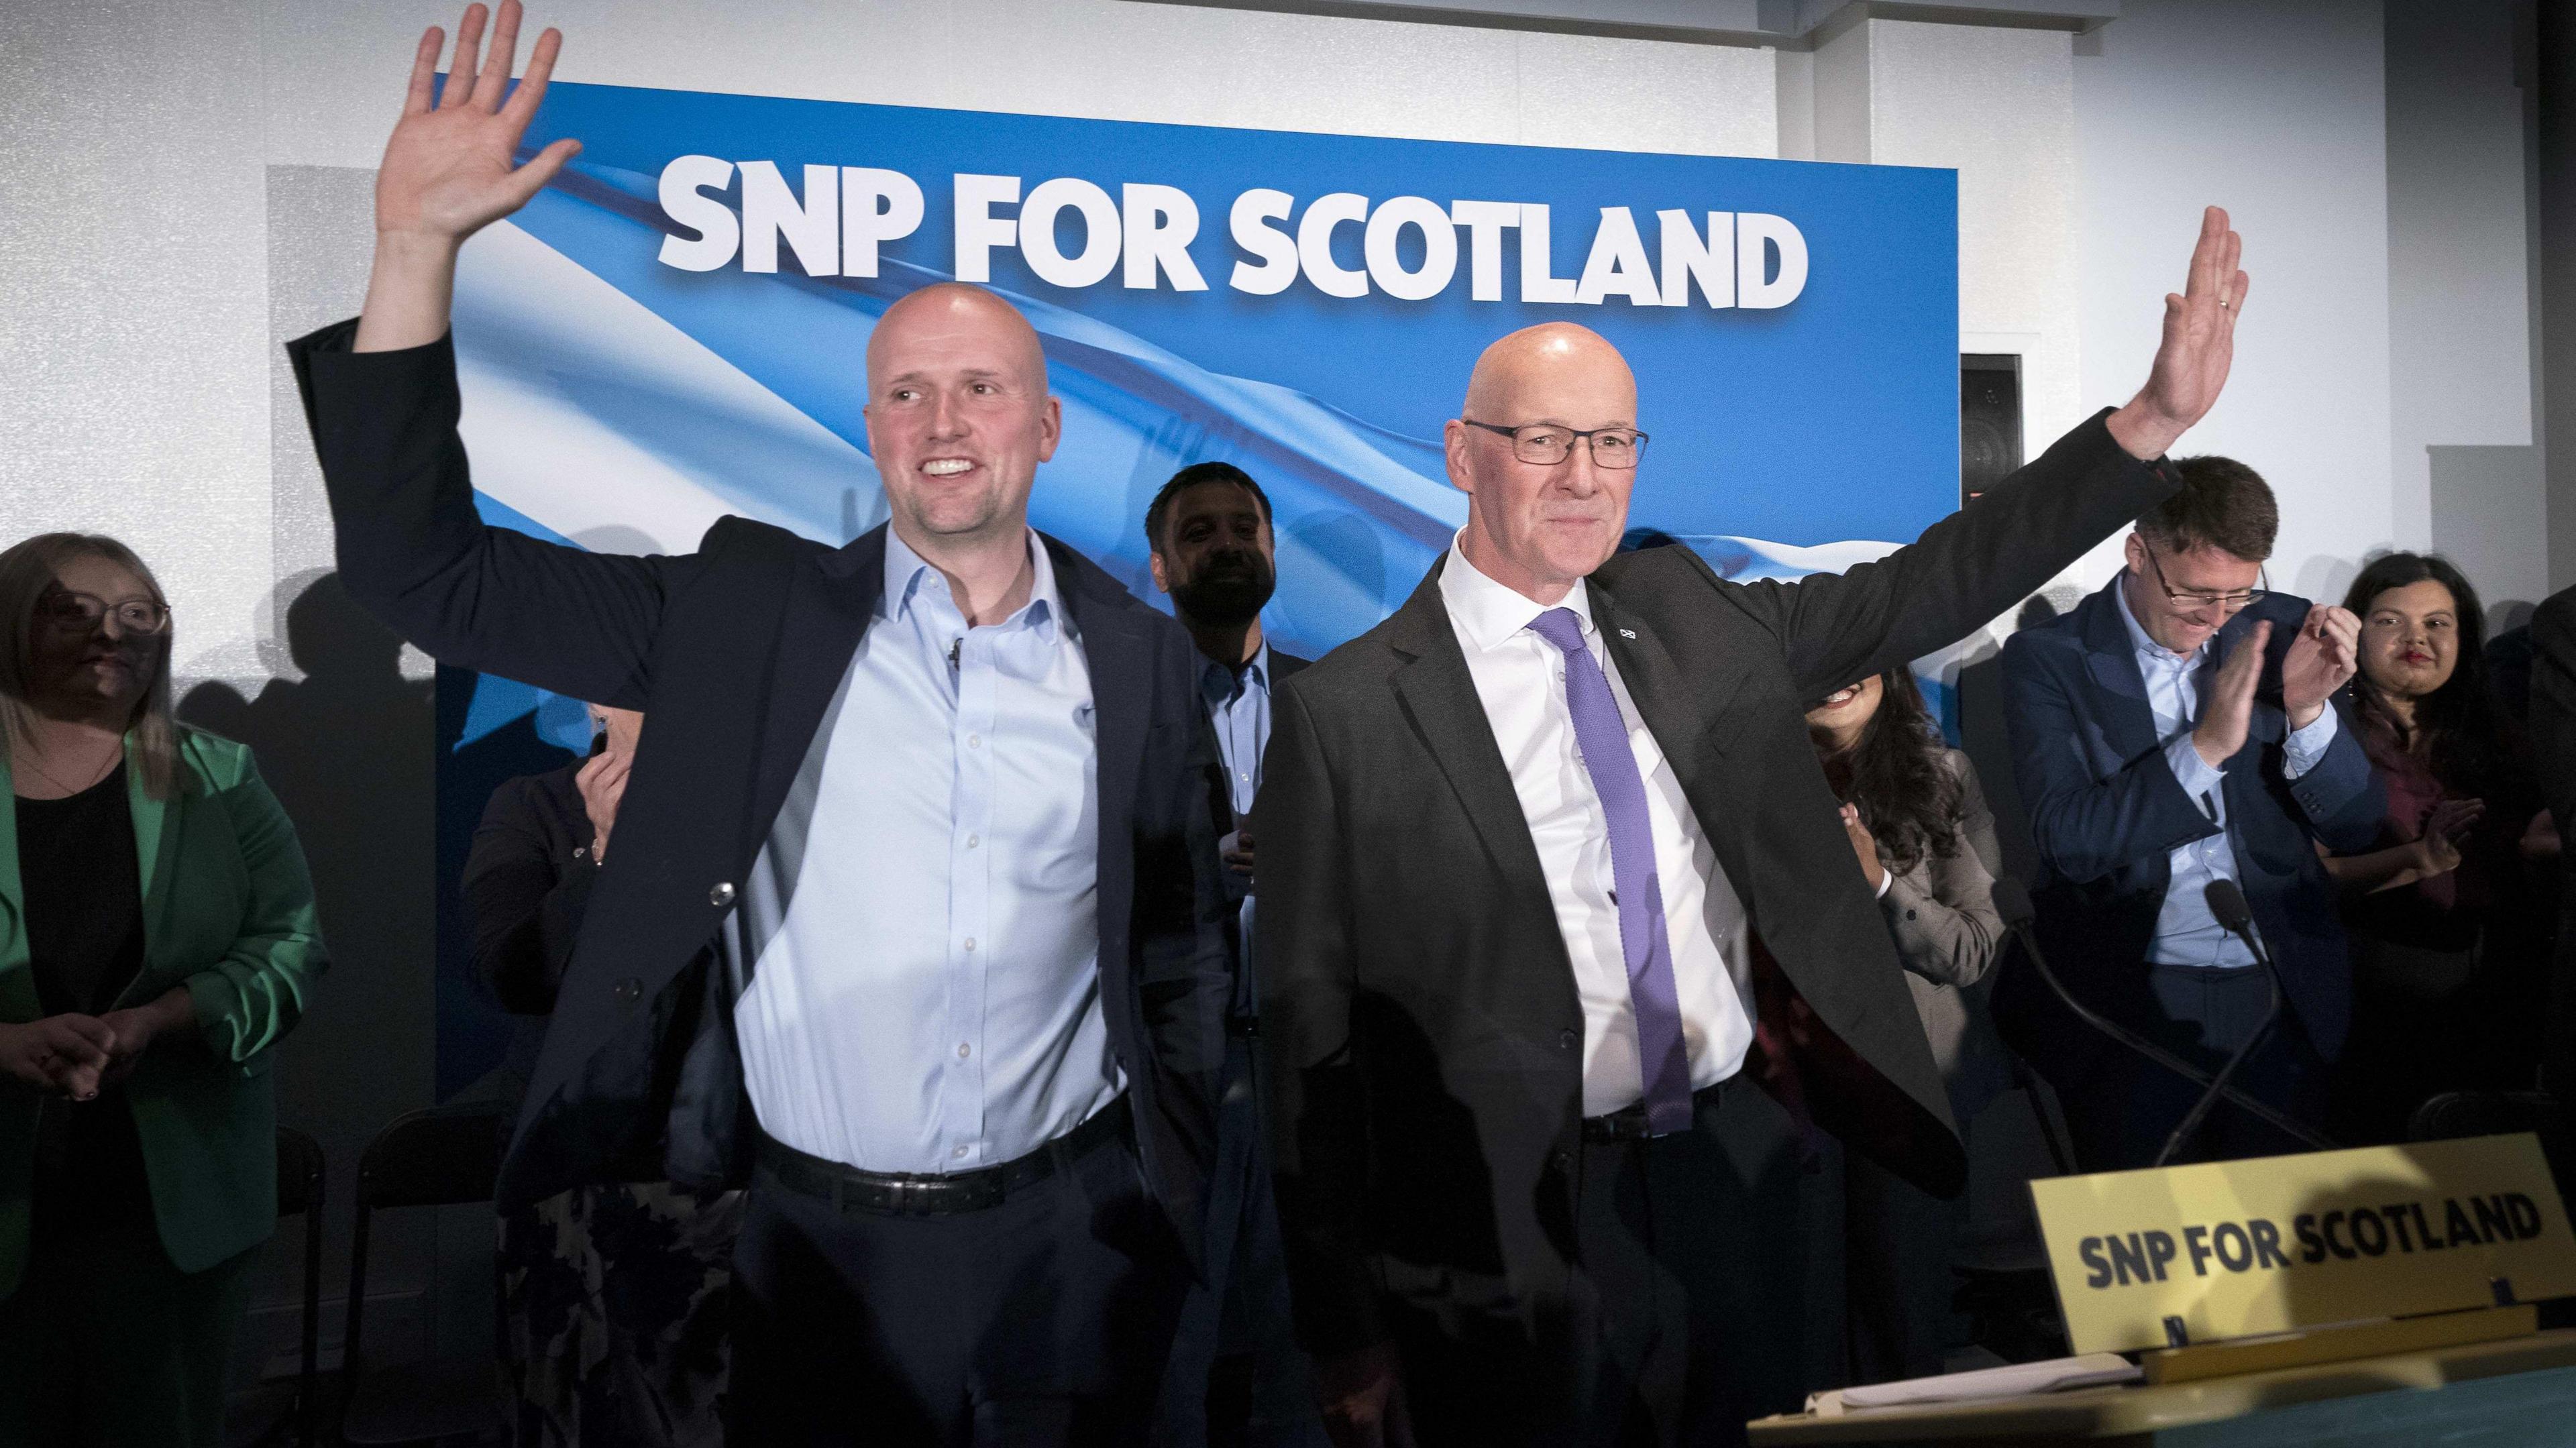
[433,79,1960,1095]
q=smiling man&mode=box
[286,9,1232,1442]
[1259,209,2256,1447]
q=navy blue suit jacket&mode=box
[1996,580,2382,1084]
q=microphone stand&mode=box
[2153,878,2302,1167]
[1990,877,2333,1164]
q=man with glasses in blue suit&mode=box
[1997,456,2381,1172]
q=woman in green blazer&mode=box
[0,533,327,1448]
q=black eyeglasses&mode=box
[2139,541,2267,619]
[1462,420,1649,469]
[39,590,171,635]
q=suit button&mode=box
[612,977,642,1003]
[1558,1030,1578,1052]
[1555,1151,1574,1171]
[709,882,737,907]
[1905,908,1918,921]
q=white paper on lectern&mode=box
[1804,1353,2141,1416]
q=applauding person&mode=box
[1807,669,2006,1383]
[1998,459,2380,1171]
[468,705,740,1447]
[2323,553,2553,1141]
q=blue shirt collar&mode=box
[1199,642,1270,708]
[882,526,1061,638]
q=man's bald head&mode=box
[863,282,1061,552]
[865,282,1049,396]
[1444,323,1643,605]
[1462,323,1636,424]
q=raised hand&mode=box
[356,2,580,352]
[2108,207,2250,461]
[2193,619,2271,769]
[2279,604,2360,728]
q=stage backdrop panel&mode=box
[433,78,1960,1097]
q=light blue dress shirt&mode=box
[2114,583,2339,968]
[1202,645,1271,820]
[730,528,1122,1173]
[1202,646,1270,982]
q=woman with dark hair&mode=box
[2324,552,2555,1141]
[1806,667,2006,1384]
[0,533,327,1445]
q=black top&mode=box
[14,763,154,1235]
[17,764,146,1017]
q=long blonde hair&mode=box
[0,533,181,800]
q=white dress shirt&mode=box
[731,529,1122,1173]
[1438,539,1756,1117]
[2113,582,2339,968]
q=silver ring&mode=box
[2218,299,2232,311]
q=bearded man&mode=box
[1145,461,1323,1443]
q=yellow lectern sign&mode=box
[2031,1133,2576,1354]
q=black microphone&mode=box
[1988,877,2332,1168]
[2152,879,2310,1166]
[2202,876,2256,937]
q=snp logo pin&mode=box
[1618,628,1638,640]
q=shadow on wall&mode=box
[178,569,438,1318]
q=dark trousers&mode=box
[0,1221,256,1448]
[1389,1078,1811,1448]
[728,1117,1192,1447]
[2059,962,2330,1172]
[1162,1035,1326,1447]
[1841,1148,1968,1385]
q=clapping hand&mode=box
[358,2,580,351]
[2108,207,2250,461]
[1839,803,1886,894]
[2193,620,2271,768]
[2407,797,2485,881]
[2279,605,2360,728]
[574,746,632,863]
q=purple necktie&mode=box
[1527,607,1695,1135]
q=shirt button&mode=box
[964,937,977,951]
[967,734,982,749]
[967,834,979,848]
[708,881,736,907]
[953,1145,969,1158]
[957,1043,971,1058]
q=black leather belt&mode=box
[1581,1081,1726,1141]
[755,1095,1130,1217]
